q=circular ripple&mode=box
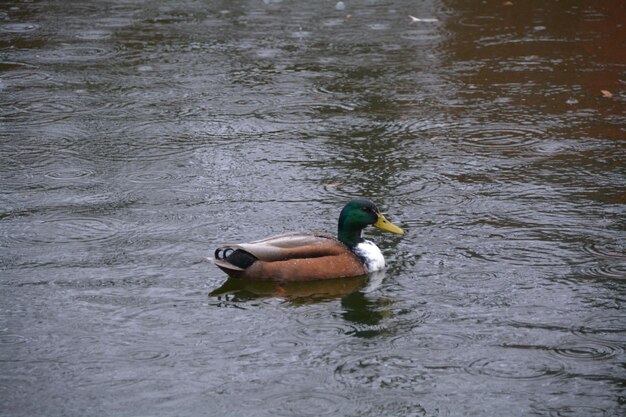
[126,170,179,184]
[75,30,111,40]
[268,338,302,351]
[0,23,40,32]
[130,349,170,361]
[547,405,608,417]
[116,302,182,329]
[579,240,625,279]
[550,340,621,361]
[579,263,626,281]
[394,173,475,207]
[492,243,568,268]
[0,61,37,71]
[293,319,357,344]
[44,166,95,181]
[264,390,348,417]
[575,314,626,344]
[23,99,77,115]
[97,17,135,28]
[8,216,125,245]
[257,102,352,126]
[449,270,498,286]
[582,241,625,258]
[459,126,542,149]
[0,334,27,345]
[0,68,51,83]
[1,94,86,125]
[465,357,564,380]
[409,332,470,350]
[35,45,113,62]
[335,354,430,389]
[74,123,195,162]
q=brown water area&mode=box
[1,0,624,416]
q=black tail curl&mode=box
[214,247,234,260]
[215,247,257,269]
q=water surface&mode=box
[1,0,625,416]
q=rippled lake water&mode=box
[1,0,625,416]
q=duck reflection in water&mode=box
[209,270,387,306]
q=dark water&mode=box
[1,0,625,415]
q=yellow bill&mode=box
[374,213,405,235]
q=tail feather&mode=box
[214,247,258,270]
[211,258,244,272]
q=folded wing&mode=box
[212,232,366,281]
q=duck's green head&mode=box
[337,199,404,248]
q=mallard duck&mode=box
[211,199,404,281]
